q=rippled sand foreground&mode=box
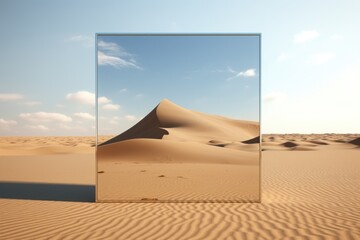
[0,135,359,239]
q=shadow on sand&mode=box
[0,182,95,202]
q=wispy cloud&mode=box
[103,103,121,110]
[0,93,24,101]
[27,124,49,131]
[227,67,256,81]
[20,112,72,122]
[98,40,142,70]
[227,66,237,74]
[0,118,17,130]
[98,41,123,54]
[73,112,95,121]
[293,30,319,44]
[67,34,94,47]
[309,52,335,65]
[119,88,127,93]
[98,51,142,69]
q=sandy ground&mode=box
[0,134,360,239]
[97,99,260,202]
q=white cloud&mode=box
[103,103,121,110]
[227,68,256,81]
[309,52,335,65]
[20,112,72,122]
[263,92,287,103]
[28,124,49,131]
[241,69,256,77]
[119,88,127,93]
[73,112,95,121]
[98,96,111,104]
[0,118,17,130]
[125,115,137,121]
[108,115,138,124]
[66,91,94,105]
[98,40,142,70]
[0,93,24,101]
[66,91,115,106]
[24,101,41,106]
[0,118,17,125]
[294,30,319,44]
[68,34,94,47]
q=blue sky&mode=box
[0,0,359,135]
[97,35,260,134]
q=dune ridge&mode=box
[100,99,259,146]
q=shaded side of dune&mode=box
[242,136,260,144]
[349,137,360,147]
[99,107,168,146]
[282,141,298,148]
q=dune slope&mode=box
[100,98,259,146]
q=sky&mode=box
[97,35,260,135]
[0,0,359,135]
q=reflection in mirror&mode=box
[96,34,261,202]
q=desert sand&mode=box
[97,99,260,202]
[1,134,360,239]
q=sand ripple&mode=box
[1,200,359,239]
[1,148,360,239]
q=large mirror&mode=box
[96,34,261,202]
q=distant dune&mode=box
[97,99,260,202]
[262,133,360,151]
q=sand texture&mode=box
[97,99,260,202]
[0,134,360,239]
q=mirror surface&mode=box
[96,34,261,202]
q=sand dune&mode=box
[0,136,110,156]
[97,99,260,202]
[262,133,359,151]
[0,134,360,239]
[100,99,259,147]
